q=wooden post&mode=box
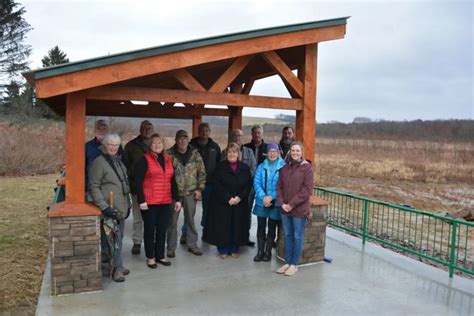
[299,44,317,162]
[192,115,202,138]
[228,106,243,143]
[295,63,305,141]
[65,92,86,204]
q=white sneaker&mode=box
[276,264,290,274]
[284,265,298,276]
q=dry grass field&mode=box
[0,118,472,314]
[0,175,53,315]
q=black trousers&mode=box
[257,216,278,241]
[141,204,171,260]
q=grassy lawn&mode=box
[0,174,55,315]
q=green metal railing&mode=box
[315,187,474,278]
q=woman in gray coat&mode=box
[89,133,131,282]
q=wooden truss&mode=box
[30,21,347,215]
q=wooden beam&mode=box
[261,51,303,98]
[163,102,175,108]
[301,44,317,162]
[192,116,202,138]
[228,106,243,143]
[65,92,86,204]
[86,100,230,118]
[208,55,253,93]
[87,86,303,110]
[172,68,206,92]
[295,63,305,140]
[35,25,346,98]
[242,79,254,95]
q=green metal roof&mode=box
[25,17,349,81]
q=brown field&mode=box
[0,118,473,314]
[0,175,52,315]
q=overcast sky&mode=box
[21,0,473,122]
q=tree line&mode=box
[0,0,69,119]
[265,118,473,142]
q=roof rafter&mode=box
[208,55,253,93]
[34,23,347,98]
[261,50,303,98]
[86,86,303,110]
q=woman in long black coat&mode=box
[205,143,252,258]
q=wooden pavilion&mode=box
[24,17,348,295]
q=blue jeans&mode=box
[281,213,306,265]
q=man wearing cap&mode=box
[189,122,221,240]
[166,130,206,257]
[124,120,154,255]
[85,120,114,187]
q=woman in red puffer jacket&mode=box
[135,134,181,269]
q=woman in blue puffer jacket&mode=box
[252,143,285,262]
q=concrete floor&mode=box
[36,203,473,316]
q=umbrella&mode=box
[102,216,120,279]
[102,191,120,279]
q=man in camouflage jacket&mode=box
[166,130,207,256]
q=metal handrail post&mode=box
[362,200,368,244]
[449,222,457,278]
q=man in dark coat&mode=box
[278,126,295,160]
[244,125,268,165]
[188,122,221,241]
[123,120,154,255]
[205,145,252,257]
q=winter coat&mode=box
[244,140,268,165]
[124,135,150,194]
[252,157,285,220]
[143,152,174,204]
[205,161,252,247]
[277,159,314,218]
[85,137,123,190]
[134,152,175,205]
[167,145,206,196]
[190,137,221,183]
[278,140,292,161]
[89,148,131,219]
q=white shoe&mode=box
[284,265,298,276]
[276,264,289,274]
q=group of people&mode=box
[86,119,314,282]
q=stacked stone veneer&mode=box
[277,196,328,264]
[49,215,102,295]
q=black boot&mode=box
[253,238,265,262]
[262,239,272,262]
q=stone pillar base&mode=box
[277,196,328,265]
[49,203,102,295]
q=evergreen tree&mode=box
[0,0,32,97]
[34,46,70,118]
[41,45,70,67]
[0,80,35,117]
